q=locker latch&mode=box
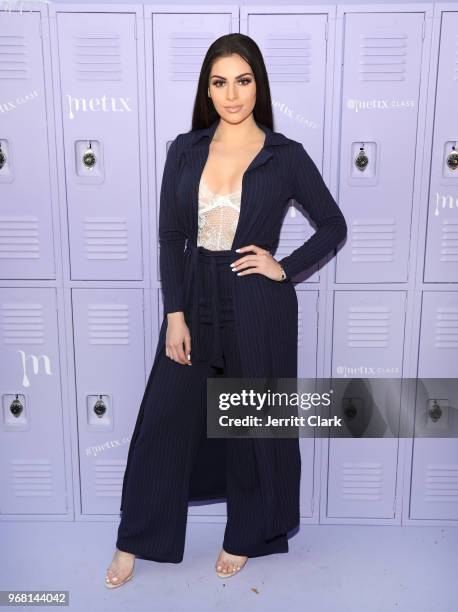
[9,394,23,417]
[446,145,458,171]
[354,145,369,171]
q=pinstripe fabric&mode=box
[117,118,348,560]
[159,118,347,314]
[117,250,288,561]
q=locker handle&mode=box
[354,145,368,172]
[0,143,6,170]
[93,396,107,418]
[446,146,458,171]
[82,141,97,169]
[9,394,23,417]
[428,400,442,423]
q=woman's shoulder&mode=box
[170,125,304,157]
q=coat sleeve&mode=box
[278,142,347,280]
[158,136,187,315]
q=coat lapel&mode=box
[182,118,289,248]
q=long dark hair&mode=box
[191,33,273,131]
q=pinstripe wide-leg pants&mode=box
[116,247,288,563]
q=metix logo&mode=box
[1,0,52,13]
[271,99,318,130]
[17,350,53,388]
[434,192,458,216]
[66,94,133,120]
[0,89,38,113]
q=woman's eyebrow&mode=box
[209,72,253,79]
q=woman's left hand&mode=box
[231,245,285,281]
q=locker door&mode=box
[152,10,235,293]
[424,12,458,283]
[336,12,425,283]
[297,290,319,517]
[246,12,331,284]
[72,288,145,514]
[326,291,406,518]
[151,10,235,519]
[56,13,143,280]
[409,292,458,520]
[297,290,319,379]
[0,288,66,514]
[0,11,56,279]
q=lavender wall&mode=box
[0,2,456,527]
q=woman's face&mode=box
[207,53,257,124]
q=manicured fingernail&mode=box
[235,249,240,252]
[230,263,235,267]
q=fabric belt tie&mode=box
[183,242,274,369]
[184,244,236,370]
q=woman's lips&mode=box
[225,105,242,113]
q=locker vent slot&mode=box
[259,33,313,82]
[424,464,458,502]
[347,305,390,348]
[95,460,126,496]
[83,217,128,261]
[74,33,122,81]
[440,219,458,263]
[0,34,28,80]
[87,302,130,345]
[434,307,458,349]
[298,302,304,350]
[351,218,396,262]
[359,32,408,81]
[341,461,383,500]
[169,33,224,80]
[2,301,44,344]
[0,216,40,260]
[11,460,53,496]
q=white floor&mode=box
[1,521,456,611]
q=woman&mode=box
[105,33,347,587]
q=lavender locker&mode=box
[423,11,458,283]
[246,11,330,285]
[335,11,424,284]
[55,12,143,281]
[0,288,66,514]
[244,8,335,521]
[149,8,238,519]
[72,288,146,514]
[0,11,55,279]
[409,292,458,520]
[327,290,406,518]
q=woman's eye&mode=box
[211,78,252,87]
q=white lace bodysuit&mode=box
[197,176,242,251]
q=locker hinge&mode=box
[134,19,137,40]
[311,496,314,514]
[325,21,328,41]
[422,20,425,39]
[393,496,397,515]
[39,18,42,38]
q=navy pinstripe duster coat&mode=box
[121,117,347,542]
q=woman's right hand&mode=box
[165,312,192,365]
